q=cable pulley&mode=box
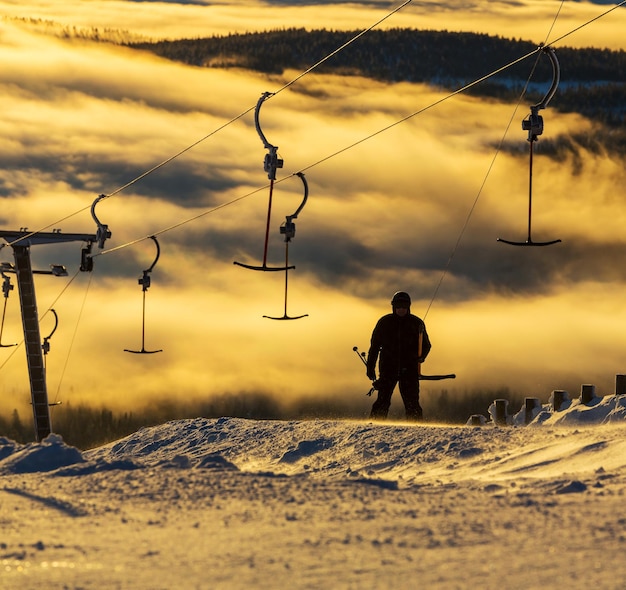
[234,92,293,272]
[498,46,562,247]
[80,242,94,272]
[263,172,309,321]
[124,236,163,354]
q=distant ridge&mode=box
[127,28,625,127]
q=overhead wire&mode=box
[91,45,545,259]
[86,0,626,261]
[1,0,415,252]
[4,0,623,254]
[4,0,625,276]
[271,0,414,96]
[0,269,82,373]
[51,270,93,404]
[0,0,623,401]
[103,0,415,198]
[549,0,626,46]
[422,0,569,319]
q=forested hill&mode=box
[128,28,626,130]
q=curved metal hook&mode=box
[255,91,283,180]
[145,236,161,274]
[280,173,309,242]
[522,46,560,142]
[254,92,274,151]
[42,309,58,355]
[290,172,309,220]
[138,236,160,292]
[533,45,560,113]
[91,194,112,248]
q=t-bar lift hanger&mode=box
[234,92,293,272]
[263,172,309,320]
[0,266,17,347]
[124,235,163,354]
[498,45,562,247]
[41,309,62,407]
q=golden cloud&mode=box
[1,7,625,422]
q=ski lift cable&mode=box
[88,47,563,261]
[297,47,544,174]
[423,0,567,319]
[0,267,82,373]
[94,0,621,213]
[0,0,415,251]
[90,44,537,262]
[52,270,93,404]
[547,0,626,47]
[50,2,625,262]
[272,0,414,95]
[3,0,621,254]
[99,0,414,200]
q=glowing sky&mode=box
[0,1,625,418]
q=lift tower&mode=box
[0,229,98,441]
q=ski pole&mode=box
[353,346,378,396]
[353,345,367,366]
[353,346,456,382]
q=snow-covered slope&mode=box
[2,396,626,589]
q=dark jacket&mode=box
[367,312,431,378]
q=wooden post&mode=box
[616,374,626,395]
[580,384,595,404]
[524,397,540,424]
[494,399,508,425]
[552,390,567,412]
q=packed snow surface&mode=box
[2,395,626,589]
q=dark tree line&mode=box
[0,387,524,449]
[127,28,626,129]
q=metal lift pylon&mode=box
[0,225,107,441]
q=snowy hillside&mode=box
[2,394,626,589]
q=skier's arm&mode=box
[366,322,381,380]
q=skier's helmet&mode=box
[391,291,411,309]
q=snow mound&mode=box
[0,433,84,474]
[2,395,626,486]
[86,414,626,485]
[534,393,626,425]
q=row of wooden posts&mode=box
[470,373,626,426]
